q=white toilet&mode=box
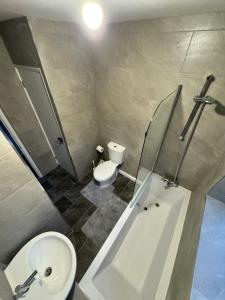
[94,141,126,187]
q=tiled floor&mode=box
[40,166,135,282]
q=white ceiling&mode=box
[0,0,225,23]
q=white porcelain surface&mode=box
[80,173,191,300]
[94,161,118,182]
[108,141,126,164]
[5,232,76,300]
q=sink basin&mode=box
[5,232,76,300]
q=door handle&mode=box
[56,137,64,145]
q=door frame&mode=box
[0,107,43,177]
[15,65,77,179]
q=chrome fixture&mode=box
[165,74,217,188]
[162,176,178,189]
[14,270,37,299]
[179,74,215,141]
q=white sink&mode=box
[5,232,77,300]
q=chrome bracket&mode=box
[162,176,178,189]
[194,95,215,105]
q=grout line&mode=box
[77,237,88,254]
[180,31,194,73]
[159,28,225,33]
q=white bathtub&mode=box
[80,173,191,300]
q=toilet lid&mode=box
[94,161,118,182]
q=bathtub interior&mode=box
[93,197,184,298]
[83,175,189,300]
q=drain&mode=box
[44,267,52,277]
[155,203,160,207]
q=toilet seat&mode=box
[94,161,118,182]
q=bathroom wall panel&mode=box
[182,30,225,78]
[0,37,57,176]
[0,17,40,67]
[150,11,225,32]
[111,12,225,34]
[92,13,225,189]
[0,263,11,300]
[29,18,99,179]
[0,131,70,263]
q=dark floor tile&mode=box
[57,176,75,192]
[47,186,64,203]
[62,196,94,227]
[86,204,97,216]
[50,166,68,177]
[79,173,93,185]
[64,183,82,202]
[69,230,86,252]
[68,174,78,184]
[55,196,72,213]
[126,180,136,191]
[76,239,99,282]
[41,180,52,191]
[113,174,130,194]
[73,213,90,232]
[119,186,134,203]
[46,177,74,203]
[47,167,68,186]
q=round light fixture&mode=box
[82,2,103,30]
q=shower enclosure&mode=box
[134,84,183,192]
[134,74,218,193]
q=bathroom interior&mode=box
[1,0,225,300]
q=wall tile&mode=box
[151,12,225,32]
[0,151,32,202]
[0,263,12,300]
[92,29,192,72]
[0,132,12,157]
[0,134,70,263]
[182,31,225,78]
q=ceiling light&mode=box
[82,2,103,30]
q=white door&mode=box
[16,65,76,177]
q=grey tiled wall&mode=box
[91,12,225,190]
[0,131,70,263]
[0,263,12,300]
[28,13,225,188]
[0,37,57,176]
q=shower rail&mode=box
[170,74,216,187]
[179,74,215,141]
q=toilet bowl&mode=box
[94,142,126,187]
[5,232,76,300]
